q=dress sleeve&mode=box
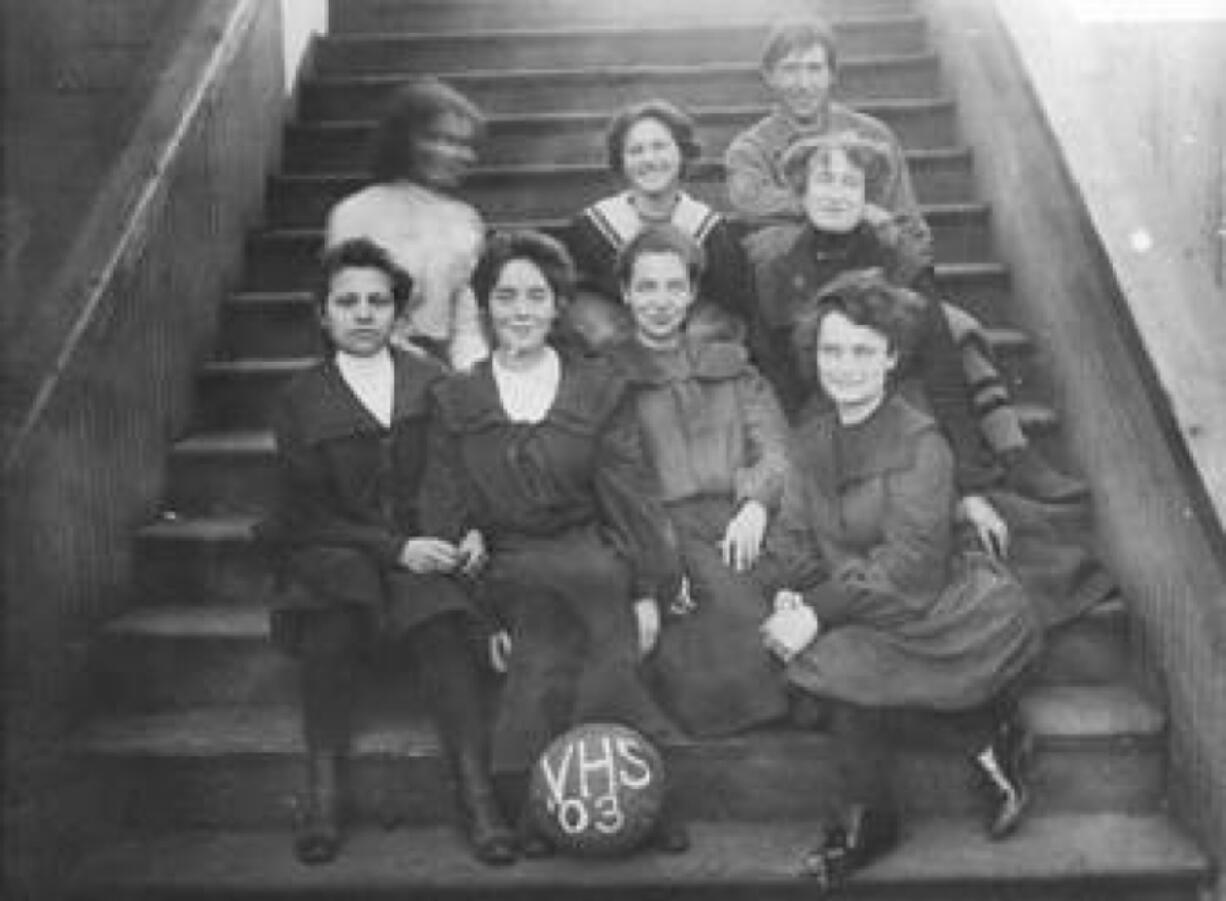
[447,286,490,371]
[733,367,791,512]
[755,464,829,596]
[700,218,756,327]
[725,133,804,222]
[268,396,405,566]
[593,394,683,601]
[562,211,620,300]
[417,404,475,544]
[836,429,954,606]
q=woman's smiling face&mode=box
[621,116,683,198]
[803,146,866,234]
[487,257,558,356]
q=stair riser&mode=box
[82,736,1163,831]
[332,0,919,33]
[316,22,928,76]
[300,62,940,120]
[266,160,976,227]
[284,106,959,173]
[95,617,1130,711]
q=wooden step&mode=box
[92,597,1129,710]
[265,152,977,226]
[284,101,960,172]
[66,814,1209,901]
[298,56,942,120]
[75,685,1165,830]
[315,17,929,75]
[331,0,921,34]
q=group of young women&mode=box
[258,15,1117,890]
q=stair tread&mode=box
[272,151,974,181]
[76,683,1164,758]
[320,15,926,44]
[67,813,1209,893]
[308,53,938,84]
[297,97,956,130]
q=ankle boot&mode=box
[650,789,690,855]
[974,717,1033,840]
[294,751,342,865]
[801,804,900,889]
[1002,447,1089,504]
[455,752,517,866]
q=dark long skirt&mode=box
[270,545,477,653]
[481,524,684,774]
[650,497,791,737]
[979,490,1117,629]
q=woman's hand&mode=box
[958,494,1009,560]
[633,598,662,657]
[456,529,488,577]
[720,500,769,572]
[760,591,820,662]
[399,537,462,574]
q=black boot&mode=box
[294,751,342,865]
[494,771,554,859]
[973,716,1033,839]
[1002,446,1089,504]
[801,804,900,889]
[455,752,517,866]
[650,788,690,855]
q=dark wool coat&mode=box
[420,353,685,770]
[259,349,475,647]
[610,337,792,736]
[758,396,1042,711]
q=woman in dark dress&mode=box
[758,271,1042,888]
[606,224,792,737]
[420,229,690,855]
[260,239,515,866]
[562,99,754,350]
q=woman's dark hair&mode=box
[316,238,414,314]
[615,223,707,289]
[471,229,578,311]
[791,268,925,387]
[760,16,839,74]
[368,77,484,183]
[780,133,892,205]
[604,99,702,178]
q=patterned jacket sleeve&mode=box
[593,393,684,602]
[266,395,405,566]
[733,367,792,512]
[725,131,804,222]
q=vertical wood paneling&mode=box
[3,2,287,895]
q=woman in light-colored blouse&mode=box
[326,76,488,370]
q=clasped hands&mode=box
[397,528,487,576]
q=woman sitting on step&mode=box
[605,223,793,738]
[757,270,1042,888]
[758,134,1116,631]
[325,76,489,370]
[419,229,691,857]
[259,239,515,867]
[561,98,754,350]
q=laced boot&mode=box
[974,716,1033,839]
[294,751,342,865]
[455,751,517,866]
[801,804,900,891]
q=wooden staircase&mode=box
[66,0,1212,897]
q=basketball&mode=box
[527,722,666,857]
